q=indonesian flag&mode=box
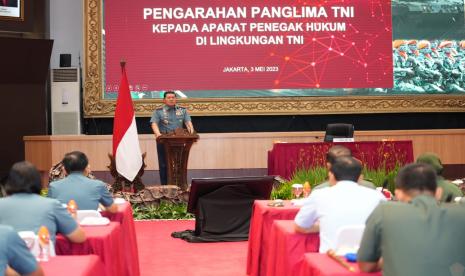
[112,62,142,181]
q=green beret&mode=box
[416,152,443,174]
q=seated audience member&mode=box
[48,160,97,184]
[416,152,463,202]
[294,156,386,253]
[313,145,375,190]
[0,224,43,276]
[0,161,86,243]
[358,163,465,275]
[48,151,117,213]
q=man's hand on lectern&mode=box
[151,123,162,139]
[186,121,195,134]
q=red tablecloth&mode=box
[268,141,414,179]
[299,253,382,276]
[266,220,319,276]
[246,200,300,276]
[41,255,106,276]
[55,222,125,276]
[102,202,140,276]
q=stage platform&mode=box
[24,129,465,183]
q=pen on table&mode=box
[327,249,355,272]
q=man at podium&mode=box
[150,91,195,185]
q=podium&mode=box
[171,176,274,242]
[157,129,199,190]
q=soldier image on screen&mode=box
[393,40,425,92]
[416,40,444,92]
[392,38,465,93]
[438,41,465,92]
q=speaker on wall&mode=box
[59,54,71,67]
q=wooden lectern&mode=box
[157,128,199,190]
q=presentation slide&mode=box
[104,0,393,94]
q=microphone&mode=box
[382,179,388,191]
[379,179,392,200]
[445,194,453,203]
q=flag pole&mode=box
[120,59,126,72]
[112,58,143,182]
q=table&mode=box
[102,201,140,276]
[268,141,414,179]
[246,200,300,276]
[41,255,106,276]
[298,253,382,276]
[266,220,319,276]
[55,222,125,276]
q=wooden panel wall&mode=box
[24,129,465,172]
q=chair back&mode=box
[324,123,354,142]
[77,209,102,223]
[333,225,365,255]
[17,231,56,257]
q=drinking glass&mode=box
[292,184,304,199]
[37,244,49,262]
[37,226,50,262]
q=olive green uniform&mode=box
[358,195,465,276]
[416,152,463,202]
[437,176,463,202]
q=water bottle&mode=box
[303,181,312,197]
[67,199,78,220]
[37,226,50,262]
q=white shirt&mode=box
[294,180,386,253]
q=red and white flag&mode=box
[112,62,142,181]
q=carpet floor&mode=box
[135,220,248,276]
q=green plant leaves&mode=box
[271,166,399,200]
[132,201,194,220]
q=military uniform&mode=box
[0,225,38,275]
[358,195,465,276]
[416,153,464,202]
[150,105,192,185]
[48,173,114,210]
[437,176,463,202]
[0,194,78,243]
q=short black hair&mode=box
[4,161,42,195]
[329,156,361,182]
[395,163,437,193]
[326,145,352,165]
[62,151,89,174]
[163,91,176,99]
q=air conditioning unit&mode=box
[51,68,81,134]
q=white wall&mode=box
[49,0,83,69]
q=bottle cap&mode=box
[67,199,78,213]
[37,226,50,247]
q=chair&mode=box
[324,123,354,142]
[333,225,365,255]
[76,210,102,223]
